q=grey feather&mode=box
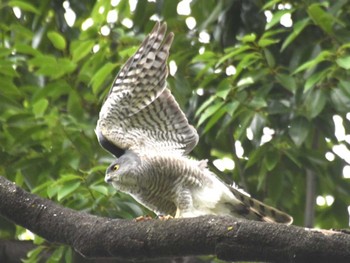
[97,22,198,155]
[96,22,293,225]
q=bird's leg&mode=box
[157,214,174,221]
[134,215,153,222]
[197,159,208,170]
[175,189,194,218]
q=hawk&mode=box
[95,22,293,224]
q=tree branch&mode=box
[304,131,319,228]
[304,169,316,227]
[0,240,38,263]
[0,175,349,263]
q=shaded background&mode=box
[0,0,349,262]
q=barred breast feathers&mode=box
[130,155,204,216]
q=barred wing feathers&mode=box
[96,22,198,156]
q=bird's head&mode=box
[105,151,141,192]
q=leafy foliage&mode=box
[0,0,350,262]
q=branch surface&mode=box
[0,176,349,263]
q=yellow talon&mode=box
[134,215,153,222]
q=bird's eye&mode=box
[113,164,120,171]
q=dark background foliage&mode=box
[0,0,349,261]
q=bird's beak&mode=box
[105,174,113,183]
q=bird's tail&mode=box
[228,185,293,225]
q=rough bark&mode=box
[0,175,349,263]
[0,240,205,263]
[0,240,37,263]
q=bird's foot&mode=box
[134,215,153,222]
[157,214,173,221]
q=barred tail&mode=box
[229,186,293,225]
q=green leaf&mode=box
[10,24,33,39]
[197,101,225,127]
[340,42,350,50]
[8,1,40,14]
[55,58,77,78]
[249,113,265,138]
[216,79,231,100]
[29,55,76,79]
[293,50,332,74]
[14,43,41,56]
[67,91,83,118]
[305,89,327,118]
[262,29,285,38]
[226,101,240,117]
[71,40,95,63]
[57,181,81,201]
[307,4,331,34]
[47,31,66,50]
[56,174,82,183]
[267,100,289,114]
[245,146,265,169]
[257,166,267,191]
[248,96,267,109]
[29,55,70,78]
[276,73,297,93]
[240,34,256,43]
[281,18,310,52]
[289,117,310,147]
[258,38,279,48]
[0,78,21,97]
[336,55,350,69]
[234,53,260,80]
[25,246,45,262]
[32,98,49,118]
[338,80,350,97]
[195,96,216,117]
[192,50,216,63]
[237,76,254,88]
[64,247,73,262]
[263,48,275,68]
[203,106,227,133]
[47,245,65,263]
[29,55,56,67]
[89,185,109,196]
[0,48,12,57]
[304,70,327,92]
[31,181,53,196]
[264,151,280,171]
[284,150,302,168]
[91,62,117,94]
[47,184,59,199]
[262,0,281,10]
[216,45,251,66]
[0,63,19,77]
[235,111,254,140]
[331,87,350,112]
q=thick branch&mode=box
[0,175,349,262]
[0,240,37,263]
[304,169,316,227]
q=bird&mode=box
[95,22,293,224]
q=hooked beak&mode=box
[105,174,113,183]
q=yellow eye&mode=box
[113,164,120,171]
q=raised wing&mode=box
[96,22,198,157]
